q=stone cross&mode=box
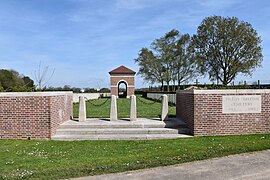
[79,96,86,122]
[195,79,200,86]
[110,95,117,121]
[161,94,168,121]
[130,95,137,121]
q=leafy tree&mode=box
[151,31,175,91]
[167,31,197,89]
[84,88,98,93]
[22,76,35,88]
[0,84,4,92]
[62,85,72,91]
[44,85,81,93]
[45,86,62,91]
[135,48,165,90]
[0,69,34,91]
[99,88,110,93]
[71,87,81,93]
[135,29,196,91]
[190,16,263,85]
[0,69,24,90]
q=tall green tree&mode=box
[190,16,263,85]
[22,76,35,88]
[135,29,196,91]
[172,32,196,89]
[151,30,176,91]
[0,69,24,90]
[135,48,165,90]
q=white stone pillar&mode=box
[161,94,168,121]
[110,95,117,121]
[79,96,86,122]
[130,95,137,121]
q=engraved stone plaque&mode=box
[222,95,261,113]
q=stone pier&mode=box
[110,95,117,121]
[130,95,137,121]
[161,94,168,121]
[79,96,86,122]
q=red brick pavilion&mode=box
[109,66,136,98]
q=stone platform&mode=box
[52,118,192,140]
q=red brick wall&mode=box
[176,90,270,136]
[110,76,134,86]
[0,92,73,139]
[176,93,194,132]
[127,87,134,97]
[110,75,135,97]
[110,87,118,97]
[50,94,73,137]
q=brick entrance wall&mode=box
[0,92,73,139]
[176,90,270,136]
[110,75,135,98]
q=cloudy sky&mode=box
[0,0,269,88]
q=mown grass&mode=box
[0,134,269,179]
[73,96,176,118]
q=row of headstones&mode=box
[78,94,169,121]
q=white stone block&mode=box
[161,94,168,121]
[110,95,117,121]
[222,95,261,113]
[130,95,137,121]
[79,96,86,122]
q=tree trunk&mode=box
[167,81,170,92]
[178,80,181,90]
[160,81,164,91]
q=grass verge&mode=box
[0,134,269,179]
[73,96,176,118]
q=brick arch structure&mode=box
[117,80,128,98]
[109,66,136,98]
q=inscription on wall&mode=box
[222,95,261,113]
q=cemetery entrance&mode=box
[118,81,127,98]
[109,65,136,98]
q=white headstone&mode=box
[161,94,168,121]
[79,96,86,122]
[110,95,118,121]
[130,95,137,121]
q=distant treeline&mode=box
[0,69,35,92]
[136,83,270,93]
[0,69,112,93]
[44,86,110,93]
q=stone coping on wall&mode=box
[0,91,73,97]
[176,89,270,94]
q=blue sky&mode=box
[0,0,270,88]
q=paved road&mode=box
[74,150,270,180]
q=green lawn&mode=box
[0,134,270,179]
[73,96,176,118]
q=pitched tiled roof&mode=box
[109,66,136,74]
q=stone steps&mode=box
[52,118,192,140]
[52,134,192,140]
[59,124,165,129]
[58,119,187,128]
[55,127,191,135]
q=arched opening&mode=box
[118,81,127,98]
